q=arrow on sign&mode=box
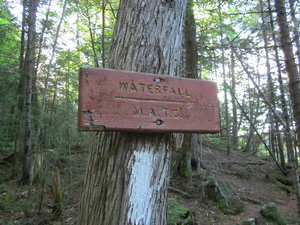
[114,96,195,108]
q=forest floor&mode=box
[169,144,298,224]
[0,141,298,224]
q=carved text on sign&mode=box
[78,68,220,133]
[114,80,196,120]
[118,81,191,97]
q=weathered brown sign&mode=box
[78,68,220,133]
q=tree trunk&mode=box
[184,0,198,79]
[288,0,300,72]
[230,50,238,149]
[174,0,202,176]
[101,0,106,68]
[267,0,294,164]
[218,0,231,155]
[260,0,286,170]
[275,0,300,218]
[13,0,27,179]
[21,0,38,184]
[77,0,187,224]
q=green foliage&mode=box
[0,0,20,155]
[0,193,13,217]
[206,137,227,149]
[167,198,193,225]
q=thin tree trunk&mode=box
[230,50,238,149]
[77,1,187,224]
[87,15,99,67]
[288,0,300,72]
[38,0,68,139]
[218,1,231,155]
[233,48,290,133]
[260,0,286,170]
[184,0,198,79]
[13,0,27,179]
[267,0,294,164]
[101,0,106,68]
[21,0,38,184]
[227,83,287,175]
[51,167,62,217]
[243,88,260,153]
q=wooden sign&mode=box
[78,68,220,133]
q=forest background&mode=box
[0,0,300,223]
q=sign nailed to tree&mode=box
[78,68,220,133]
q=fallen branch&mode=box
[202,160,267,166]
[240,196,261,205]
[169,187,192,198]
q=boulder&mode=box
[205,179,244,215]
[260,202,287,225]
[243,218,256,225]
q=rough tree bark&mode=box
[275,0,300,218]
[77,1,187,224]
[175,0,202,176]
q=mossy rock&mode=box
[260,202,287,225]
[205,179,244,215]
[167,198,194,225]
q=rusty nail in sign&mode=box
[78,68,220,133]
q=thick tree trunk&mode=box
[276,0,300,146]
[77,1,187,224]
[275,0,300,218]
[78,133,172,224]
